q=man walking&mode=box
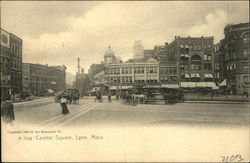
[1,95,15,125]
[108,93,112,103]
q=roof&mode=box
[104,46,115,58]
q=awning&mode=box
[121,86,133,89]
[109,86,118,90]
[47,89,54,93]
[206,82,218,89]
[180,54,185,57]
[185,54,189,57]
[196,82,207,87]
[190,74,196,78]
[161,84,180,89]
[189,82,197,88]
[219,79,227,87]
[185,74,190,78]
[51,81,56,84]
[143,85,160,88]
[180,82,189,88]
[205,74,213,78]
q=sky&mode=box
[1,1,249,74]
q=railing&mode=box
[184,93,249,102]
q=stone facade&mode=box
[223,23,250,94]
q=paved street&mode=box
[14,97,249,127]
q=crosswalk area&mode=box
[39,102,99,126]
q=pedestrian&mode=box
[60,95,69,115]
[108,93,111,103]
[1,95,15,125]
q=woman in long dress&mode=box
[60,96,69,115]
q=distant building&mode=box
[1,28,22,100]
[75,58,91,95]
[154,43,169,63]
[88,47,160,94]
[22,63,66,95]
[223,22,250,94]
[133,40,144,59]
[144,49,155,60]
[104,46,116,64]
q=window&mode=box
[150,67,153,73]
[243,76,249,82]
[180,44,184,48]
[190,45,193,50]
[191,64,195,70]
[208,55,212,61]
[204,55,208,60]
[198,45,201,50]
[232,50,236,59]
[243,50,249,58]
[195,65,201,70]
[243,65,248,70]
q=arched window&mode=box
[241,32,249,43]
[191,55,202,61]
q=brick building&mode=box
[166,36,215,86]
[1,29,22,100]
[223,23,250,94]
[22,63,66,95]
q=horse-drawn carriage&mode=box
[54,89,80,104]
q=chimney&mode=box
[175,36,177,39]
[165,42,168,46]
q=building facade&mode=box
[223,23,250,94]
[1,29,22,100]
[22,63,66,95]
[167,36,214,84]
[133,40,144,60]
[88,47,160,93]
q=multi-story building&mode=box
[22,63,66,95]
[1,29,22,100]
[167,36,214,86]
[88,47,160,93]
[133,40,144,60]
[154,43,169,63]
[223,23,250,94]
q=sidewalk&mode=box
[13,97,54,107]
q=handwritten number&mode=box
[221,154,244,162]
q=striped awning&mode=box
[161,84,180,89]
[189,82,197,88]
[196,82,207,87]
[143,85,160,88]
[121,86,133,89]
[190,73,196,78]
[204,74,213,78]
[206,82,218,89]
[180,82,190,88]
[185,74,190,78]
